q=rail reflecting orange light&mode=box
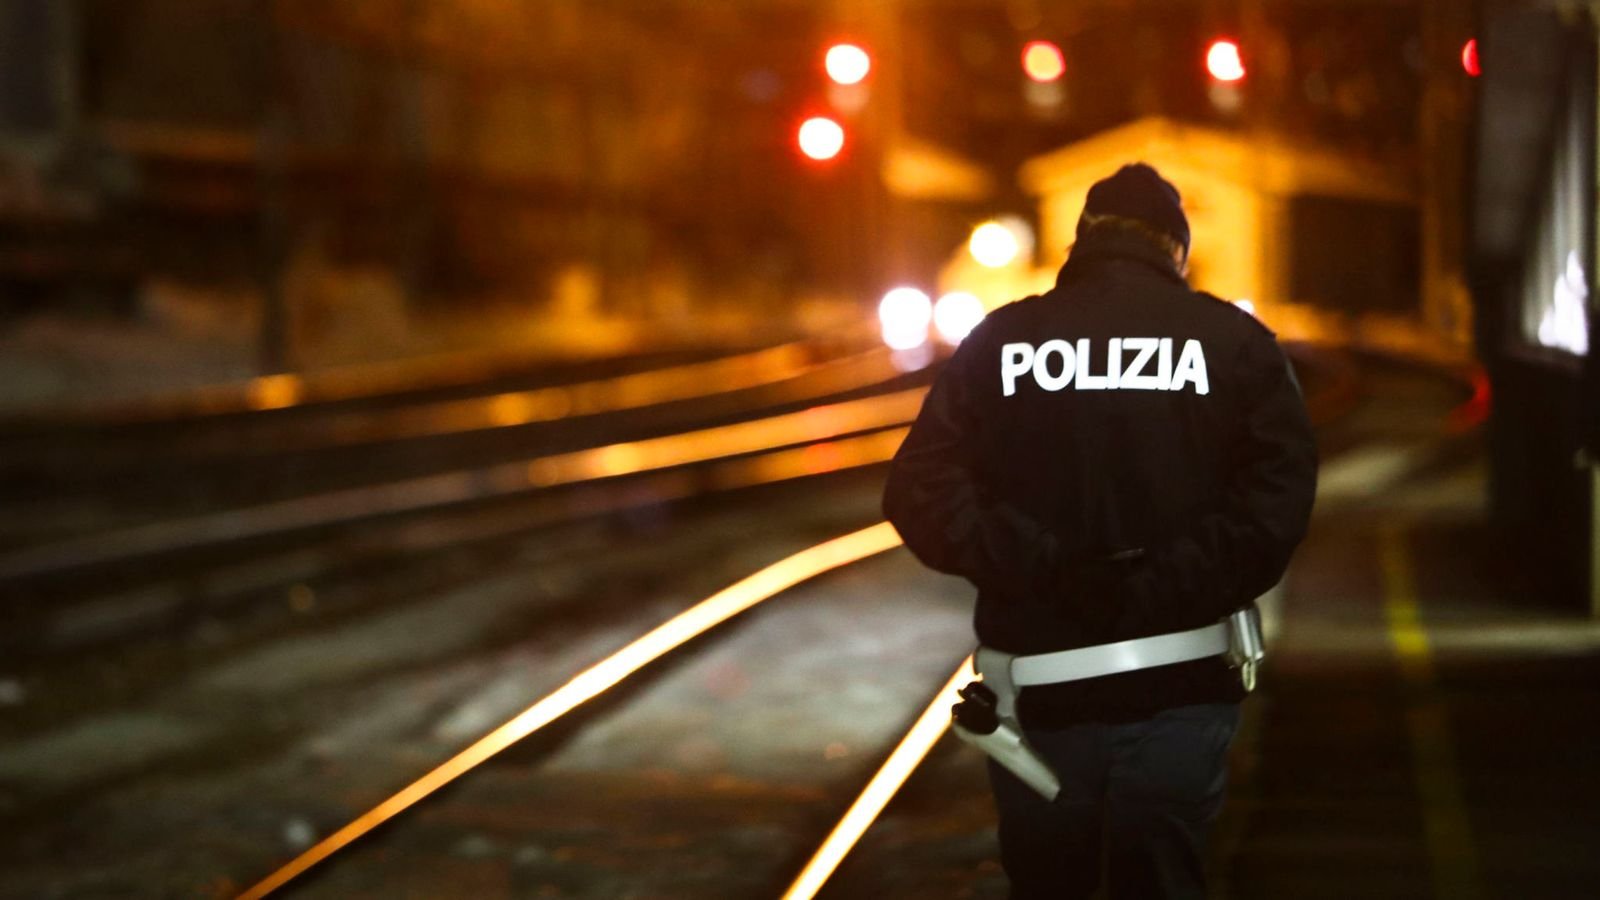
[782,656,975,900]
[234,348,904,454]
[364,341,830,436]
[236,522,906,899]
[525,388,925,485]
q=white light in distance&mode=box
[1235,298,1256,317]
[878,287,933,350]
[798,117,845,161]
[934,292,986,344]
[1538,249,1590,355]
[969,221,1021,268]
[1207,40,1246,83]
[825,44,871,85]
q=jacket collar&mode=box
[1054,230,1188,289]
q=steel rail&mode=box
[783,655,972,900]
[234,521,906,899]
[168,346,897,456]
[0,388,927,582]
[2,325,870,427]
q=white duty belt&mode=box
[954,607,1265,802]
[975,607,1265,722]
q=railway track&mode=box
[0,342,1401,898]
[0,330,891,548]
[0,330,926,660]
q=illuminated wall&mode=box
[943,117,1417,324]
[1515,68,1592,359]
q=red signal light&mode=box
[1206,39,1245,82]
[1461,38,1480,77]
[1021,41,1065,83]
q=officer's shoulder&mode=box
[1003,291,1051,312]
[962,294,1037,342]
[1193,289,1277,340]
[983,292,1051,326]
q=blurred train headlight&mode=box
[878,287,933,350]
[933,292,985,344]
[968,216,1033,269]
[968,222,1018,268]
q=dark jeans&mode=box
[988,702,1241,900]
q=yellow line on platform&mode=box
[782,656,974,900]
[1376,522,1485,900]
[236,522,906,899]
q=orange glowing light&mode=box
[237,522,908,899]
[247,373,303,410]
[1461,39,1479,77]
[783,656,976,900]
[798,116,845,161]
[1021,41,1065,83]
[1206,39,1245,82]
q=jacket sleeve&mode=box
[1109,329,1318,632]
[882,322,1061,601]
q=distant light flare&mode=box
[238,521,908,899]
[1446,369,1491,434]
[1021,40,1065,83]
[933,292,986,344]
[799,117,845,161]
[782,656,975,900]
[1462,39,1480,77]
[825,43,871,85]
[1207,39,1245,82]
[969,221,1021,268]
[1235,298,1256,317]
[878,287,933,350]
[248,374,303,410]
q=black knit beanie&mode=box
[1076,163,1190,255]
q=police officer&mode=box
[883,163,1317,899]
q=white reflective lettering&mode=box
[1001,342,1034,397]
[1120,338,1162,389]
[999,338,1209,396]
[1032,339,1076,391]
[1075,338,1109,390]
[1170,339,1210,395]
